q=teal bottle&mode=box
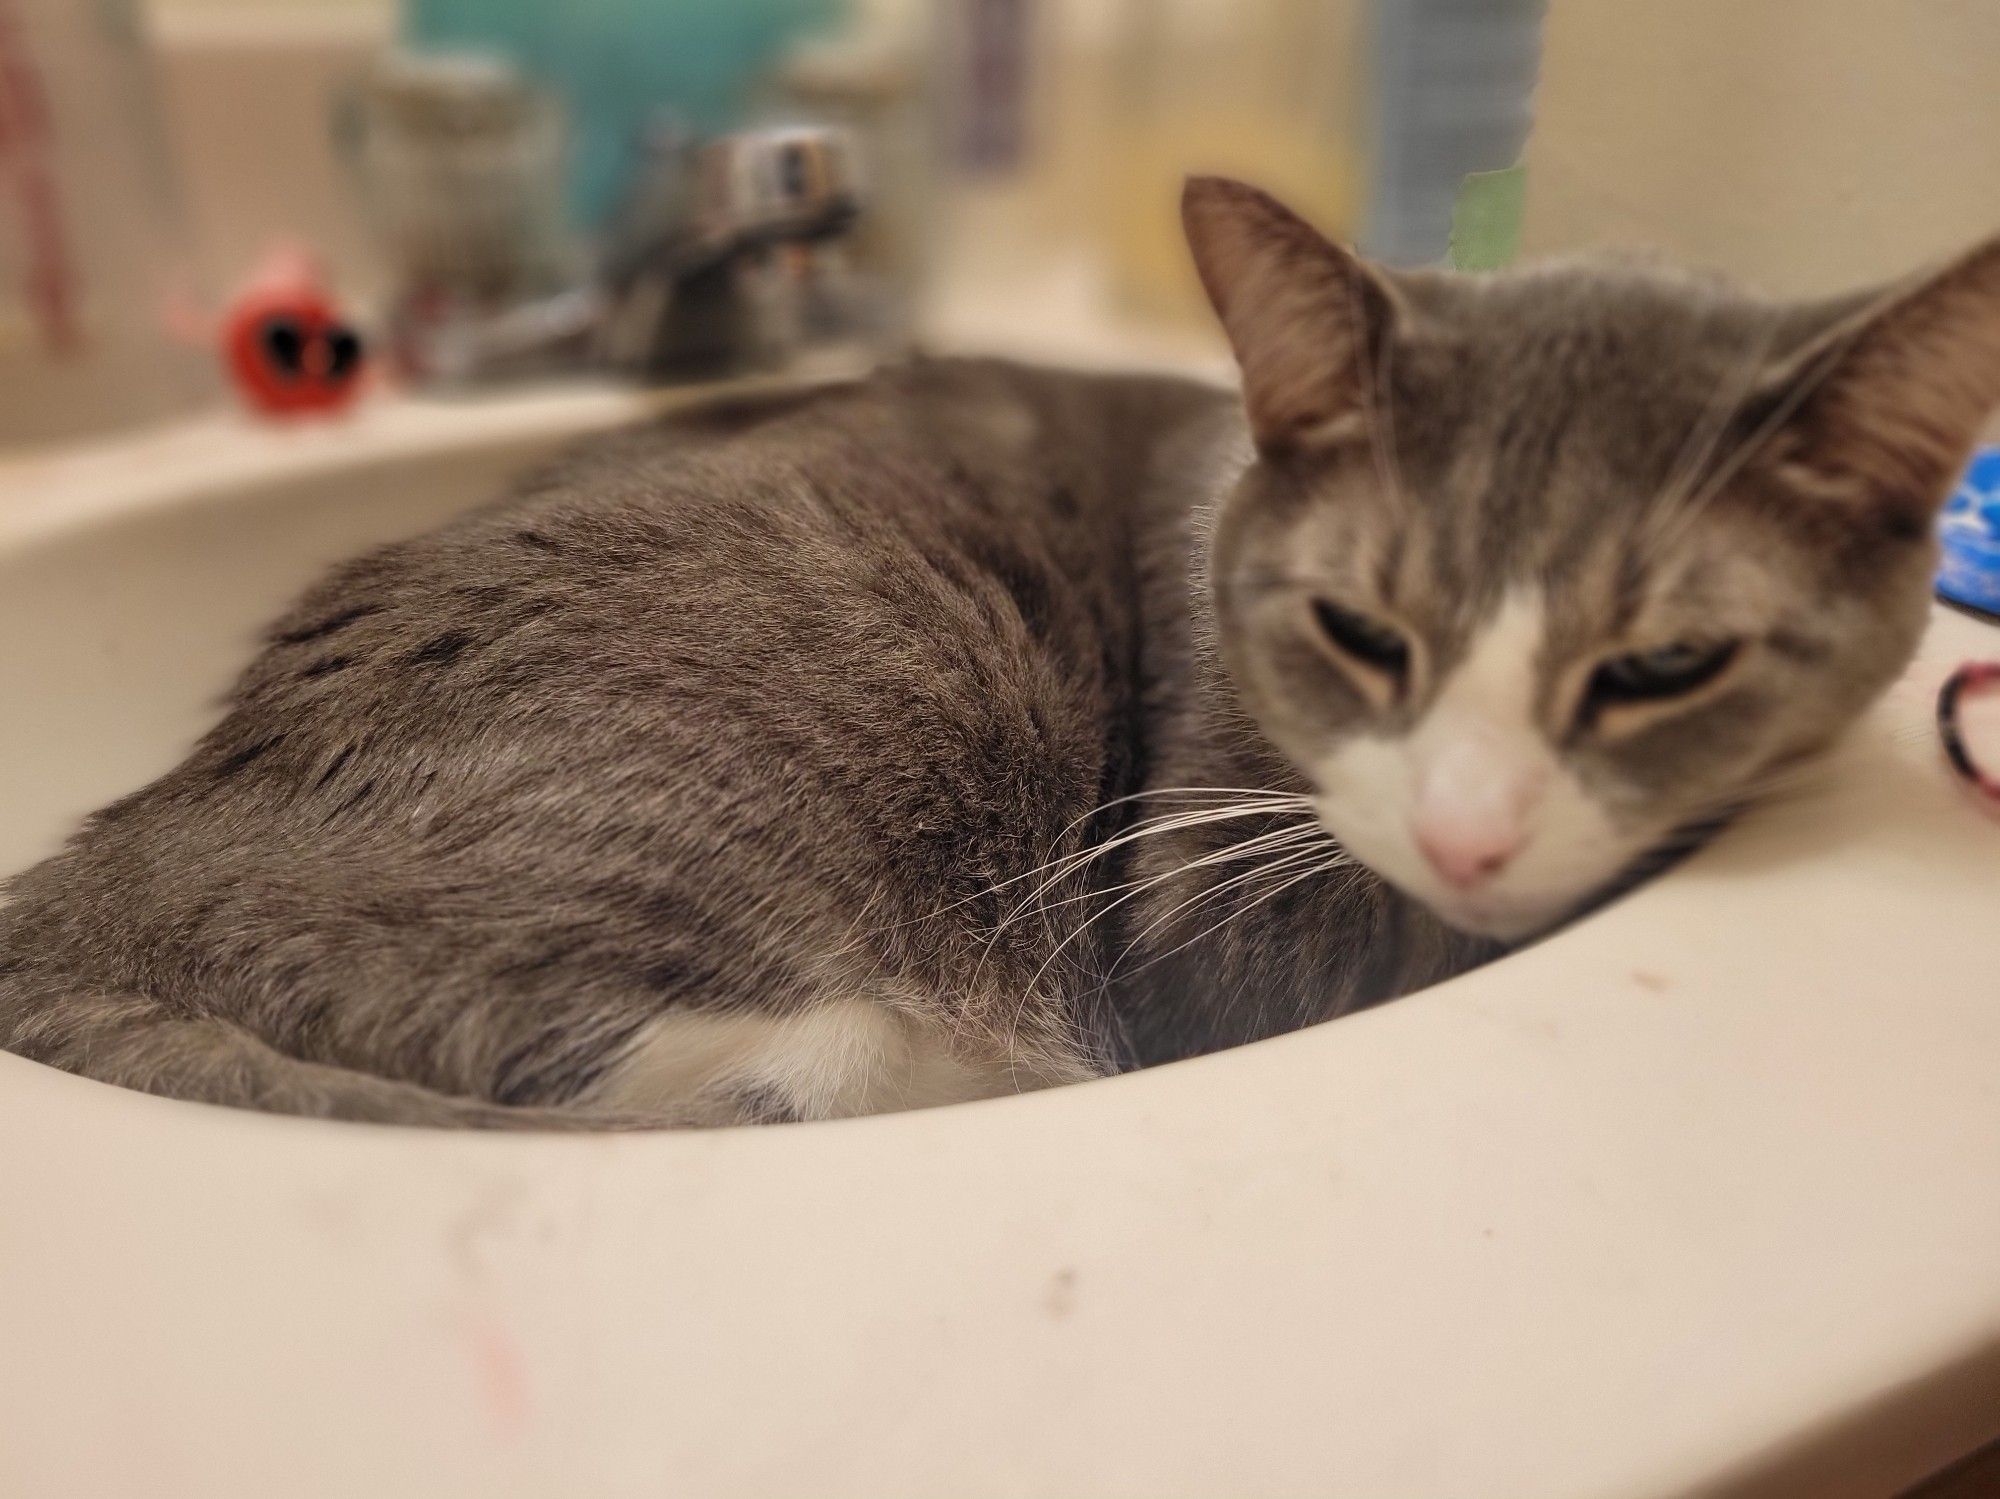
[404,0,843,228]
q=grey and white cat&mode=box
[3,178,1996,1127]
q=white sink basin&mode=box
[1,391,1997,1498]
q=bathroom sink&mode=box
[1,390,1996,1498]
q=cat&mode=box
[2,177,1996,1127]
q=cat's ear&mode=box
[1182,176,1400,456]
[1757,231,2000,529]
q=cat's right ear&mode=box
[1182,176,1400,457]
[1754,230,2000,532]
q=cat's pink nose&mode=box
[1414,823,1524,890]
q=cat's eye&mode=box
[1310,599,1410,679]
[1588,639,1739,706]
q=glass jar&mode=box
[1099,0,1361,327]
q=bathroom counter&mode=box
[0,392,1997,1499]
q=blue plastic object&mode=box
[1938,444,2000,618]
[1366,0,1546,268]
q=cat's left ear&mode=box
[1758,231,2000,530]
[1182,176,1403,457]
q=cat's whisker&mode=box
[1586,754,1855,898]
[1096,838,1337,990]
[990,789,1309,901]
[977,795,1313,937]
[997,816,1322,963]
[1009,817,1328,1026]
[1137,832,1333,925]
[965,812,1328,1050]
[1104,852,1357,993]
[983,815,1285,945]
[1038,786,1311,855]
[1006,821,1325,930]
[1679,760,1837,829]
[876,787,1310,938]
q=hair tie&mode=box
[1937,661,2000,801]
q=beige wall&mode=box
[128,0,2000,306]
[20,2,2000,448]
[1525,0,2000,295]
[149,7,390,306]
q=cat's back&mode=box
[0,359,1220,1105]
[307,357,1194,750]
[45,359,1197,881]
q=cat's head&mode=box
[1186,176,2000,941]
